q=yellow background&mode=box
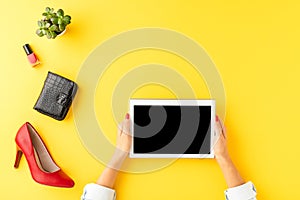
[1,0,300,199]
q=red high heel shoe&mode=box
[14,122,75,188]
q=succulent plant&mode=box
[36,7,71,39]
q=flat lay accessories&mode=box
[34,71,78,120]
[14,122,75,188]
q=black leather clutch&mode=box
[34,71,78,121]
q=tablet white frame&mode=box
[129,99,215,158]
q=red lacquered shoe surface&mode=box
[14,122,74,188]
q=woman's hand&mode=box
[213,115,245,188]
[109,113,132,169]
[214,115,229,161]
[97,113,132,187]
[116,113,132,154]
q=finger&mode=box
[213,122,221,144]
[216,115,226,137]
[122,118,131,136]
[218,117,227,139]
[117,122,123,136]
[214,119,222,138]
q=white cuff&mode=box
[225,181,257,200]
[81,183,116,200]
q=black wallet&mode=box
[34,71,78,120]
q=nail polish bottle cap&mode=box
[23,44,33,55]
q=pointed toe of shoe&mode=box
[55,170,75,188]
[31,169,75,188]
[50,170,75,188]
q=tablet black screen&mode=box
[133,105,211,154]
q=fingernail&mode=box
[216,115,219,122]
[125,113,130,119]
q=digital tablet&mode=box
[129,99,216,158]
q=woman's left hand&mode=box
[116,113,132,154]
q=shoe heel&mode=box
[14,145,23,168]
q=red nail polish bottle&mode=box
[23,44,40,67]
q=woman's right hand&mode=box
[214,115,229,161]
[213,115,246,189]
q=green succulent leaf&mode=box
[46,31,52,39]
[42,12,48,16]
[50,17,58,24]
[57,9,64,17]
[57,18,63,24]
[46,14,52,20]
[45,7,51,12]
[49,24,57,31]
[58,24,66,31]
[37,20,43,27]
[63,15,71,24]
[64,15,71,20]
[41,29,46,35]
[50,31,57,39]
[45,23,51,28]
[36,29,44,37]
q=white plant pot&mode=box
[57,28,66,36]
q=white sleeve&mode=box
[224,181,257,200]
[81,183,116,200]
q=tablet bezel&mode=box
[129,99,215,158]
